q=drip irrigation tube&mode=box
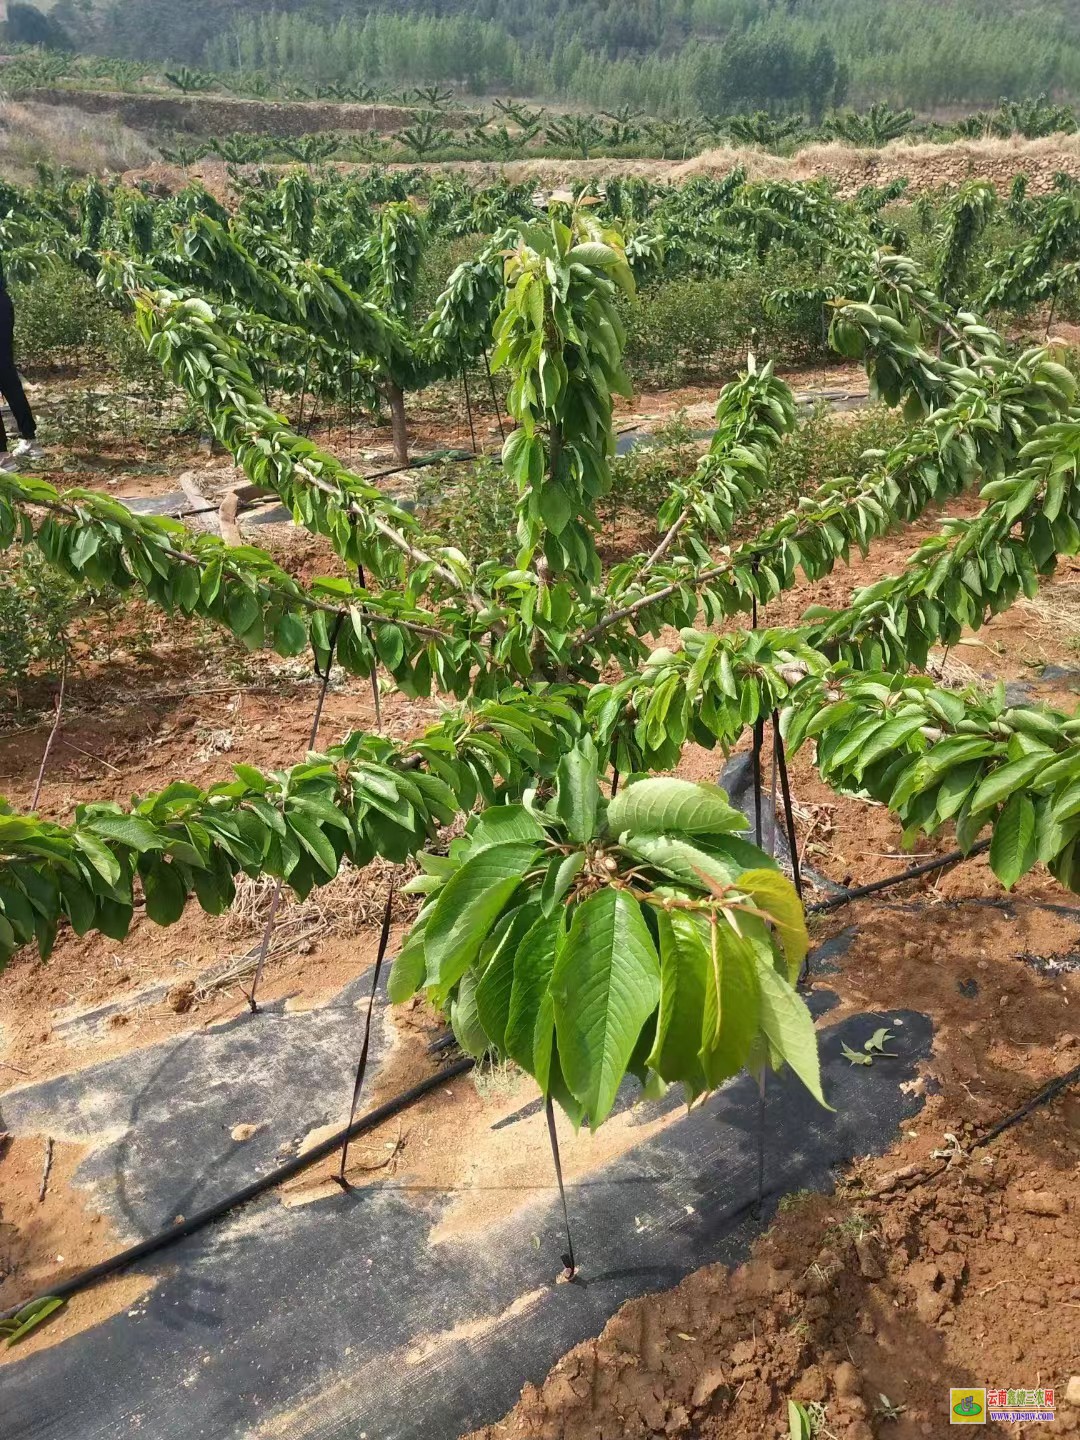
[805,839,992,915]
[0,1055,475,1325]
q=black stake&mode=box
[356,561,381,731]
[752,717,764,849]
[246,612,345,1013]
[483,346,505,441]
[755,1069,767,1215]
[337,881,396,1185]
[462,364,477,454]
[610,765,620,799]
[545,1096,577,1280]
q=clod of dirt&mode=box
[1018,1189,1067,1216]
[166,980,196,1014]
[230,1123,260,1142]
[854,1233,885,1279]
[833,1360,860,1398]
[1066,1375,1080,1407]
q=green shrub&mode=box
[0,549,85,706]
[414,455,517,565]
[624,257,830,387]
[13,262,159,381]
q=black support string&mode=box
[337,880,396,1185]
[245,611,346,1014]
[483,346,506,442]
[462,364,478,455]
[755,1069,767,1216]
[545,1096,577,1279]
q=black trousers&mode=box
[0,291,36,449]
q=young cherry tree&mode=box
[386,213,822,1126]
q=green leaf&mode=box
[968,753,1047,816]
[450,969,489,1059]
[699,922,760,1088]
[287,812,339,878]
[554,736,599,843]
[387,936,427,1002]
[607,778,748,837]
[864,1027,894,1053]
[841,1042,873,1066]
[540,850,585,916]
[142,858,186,926]
[989,790,1037,889]
[475,903,540,1053]
[788,1399,812,1440]
[735,869,808,983]
[505,912,562,1075]
[753,953,830,1108]
[647,909,708,1095]
[551,889,661,1128]
[87,814,166,852]
[423,842,538,989]
[2,1296,64,1347]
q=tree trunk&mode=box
[386,381,409,467]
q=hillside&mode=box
[31,0,1080,114]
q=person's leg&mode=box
[0,292,36,441]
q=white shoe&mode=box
[13,440,43,462]
[0,453,21,472]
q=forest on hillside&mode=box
[26,0,1080,114]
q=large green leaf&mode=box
[607,778,748,838]
[554,736,600,843]
[700,923,760,1089]
[423,842,538,989]
[968,753,1048,816]
[622,832,742,891]
[504,912,562,1073]
[736,869,808,982]
[753,953,830,1108]
[450,970,489,1059]
[142,857,186,926]
[989,790,1037,889]
[551,889,661,1128]
[647,909,708,1096]
[475,903,540,1052]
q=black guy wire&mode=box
[545,1096,577,1279]
[337,880,395,1184]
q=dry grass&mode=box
[0,100,156,181]
[224,857,419,944]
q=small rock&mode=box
[730,1339,756,1366]
[1019,1190,1066,1217]
[855,1234,885,1280]
[915,1285,948,1323]
[231,1123,259,1142]
[1065,1375,1080,1408]
[833,1360,860,1398]
[1000,1226,1017,1244]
